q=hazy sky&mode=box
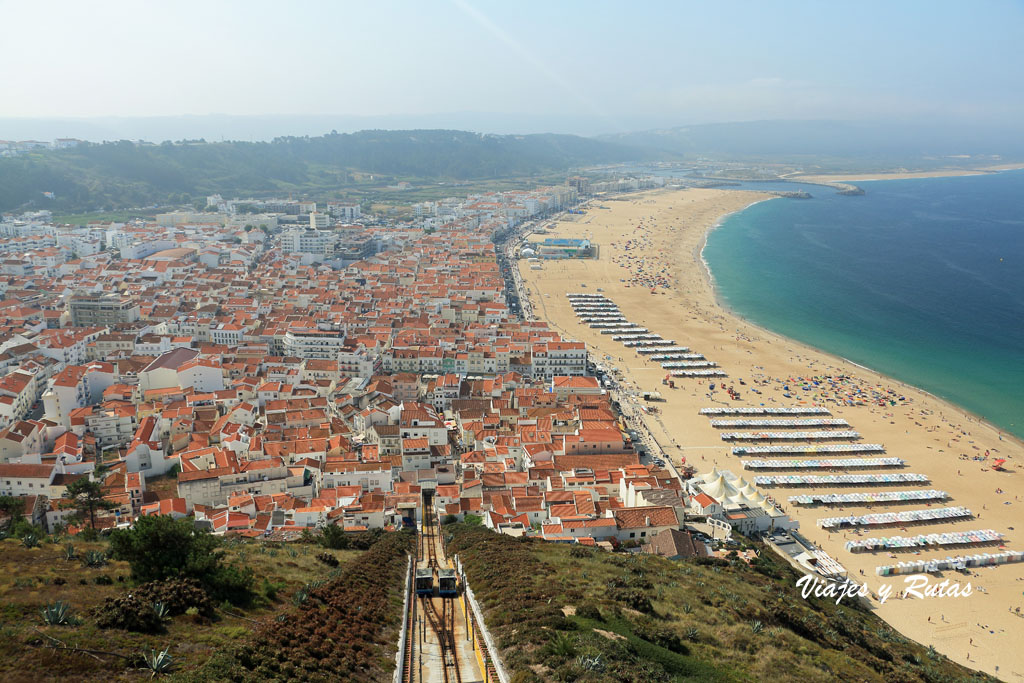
[2,0,1023,132]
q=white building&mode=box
[309,212,330,229]
[327,202,361,220]
[687,468,798,535]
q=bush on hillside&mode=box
[93,594,165,633]
[108,515,253,604]
[133,578,214,617]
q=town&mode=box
[0,174,772,556]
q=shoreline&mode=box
[518,187,1024,678]
[695,196,779,299]
[696,196,1024,447]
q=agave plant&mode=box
[81,550,107,568]
[546,632,577,658]
[685,627,700,642]
[40,601,77,626]
[152,601,170,621]
[21,534,40,548]
[681,603,693,614]
[575,654,606,673]
[141,647,174,677]
[291,588,309,607]
[750,620,764,634]
[62,543,77,560]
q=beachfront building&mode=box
[533,237,595,259]
[531,341,587,380]
[687,468,798,536]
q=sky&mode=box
[2,0,1023,137]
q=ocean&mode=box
[702,170,1024,439]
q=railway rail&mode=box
[402,497,464,683]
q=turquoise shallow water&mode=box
[703,170,1024,439]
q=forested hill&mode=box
[0,129,664,213]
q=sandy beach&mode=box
[518,188,1024,680]
[792,163,1024,183]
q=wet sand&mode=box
[518,188,1024,679]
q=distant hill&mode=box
[0,130,664,213]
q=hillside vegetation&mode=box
[446,524,995,683]
[0,130,661,213]
[0,523,407,681]
[179,529,413,682]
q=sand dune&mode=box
[518,188,1024,679]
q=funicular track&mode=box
[403,497,465,683]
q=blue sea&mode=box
[702,170,1024,439]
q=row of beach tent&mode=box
[847,529,1003,553]
[671,369,727,377]
[789,489,948,506]
[754,473,928,487]
[710,418,849,428]
[663,361,717,368]
[732,444,885,455]
[701,406,832,416]
[742,457,904,470]
[721,430,861,441]
[876,550,1024,576]
[567,292,722,380]
[818,506,972,529]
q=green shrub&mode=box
[319,524,348,550]
[569,545,592,559]
[108,515,252,604]
[94,594,165,633]
[315,552,339,567]
[615,589,654,614]
[262,577,284,602]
